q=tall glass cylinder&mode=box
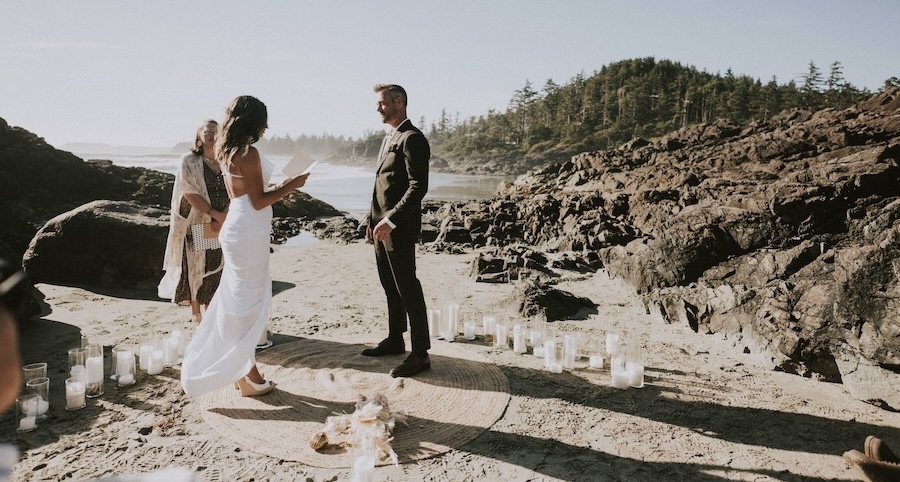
[84,344,104,398]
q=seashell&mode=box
[308,431,329,450]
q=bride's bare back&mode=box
[223,146,308,210]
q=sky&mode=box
[1,1,898,150]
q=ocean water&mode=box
[74,150,513,220]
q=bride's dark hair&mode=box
[215,95,268,165]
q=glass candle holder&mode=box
[147,338,165,375]
[65,377,86,410]
[443,302,459,341]
[84,344,104,398]
[482,315,496,345]
[68,347,87,379]
[22,362,47,386]
[24,377,50,420]
[114,344,136,387]
[427,308,441,338]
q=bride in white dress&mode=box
[181,96,309,397]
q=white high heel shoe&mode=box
[236,376,275,397]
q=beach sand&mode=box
[4,240,899,481]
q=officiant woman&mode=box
[158,119,229,325]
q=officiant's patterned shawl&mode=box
[158,153,223,301]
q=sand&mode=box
[3,239,898,481]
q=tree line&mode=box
[255,57,897,164]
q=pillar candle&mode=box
[611,370,629,389]
[351,453,375,482]
[563,335,577,369]
[18,416,36,431]
[164,337,179,364]
[483,316,495,344]
[147,349,164,375]
[86,356,104,384]
[463,321,476,340]
[139,344,151,371]
[495,324,508,349]
[36,397,49,416]
[513,325,527,354]
[70,364,86,378]
[533,345,545,358]
[66,380,86,409]
[427,309,441,337]
[118,373,135,387]
[606,333,619,356]
[589,355,604,369]
[627,362,644,388]
[116,350,133,377]
[543,340,556,369]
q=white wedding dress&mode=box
[181,156,274,397]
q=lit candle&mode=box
[139,344,151,371]
[550,363,563,374]
[66,380,86,409]
[147,349,164,375]
[529,329,543,349]
[18,416,36,431]
[483,316,495,344]
[589,355,604,369]
[86,356,104,384]
[627,362,644,388]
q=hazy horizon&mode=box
[3,1,899,149]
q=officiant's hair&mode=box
[191,119,218,156]
[216,96,268,162]
[374,84,407,105]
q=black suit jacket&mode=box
[367,120,430,239]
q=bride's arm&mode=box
[233,147,307,210]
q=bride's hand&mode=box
[282,173,309,190]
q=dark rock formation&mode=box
[504,279,597,322]
[22,201,169,290]
[0,117,345,262]
[484,88,900,409]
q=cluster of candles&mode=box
[15,327,189,432]
[427,303,645,389]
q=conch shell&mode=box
[308,431,329,451]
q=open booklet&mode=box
[281,150,319,178]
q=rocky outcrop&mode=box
[22,201,169,290]
[0,117,345,263]
[475,88,900,409]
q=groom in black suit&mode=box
[361,84,432,378]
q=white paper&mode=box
[282,151,318,178]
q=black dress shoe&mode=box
[390,353,431,378]
[361,338,405,357]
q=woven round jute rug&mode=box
[198,336,510,468]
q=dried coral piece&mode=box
[308,431,329,451]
